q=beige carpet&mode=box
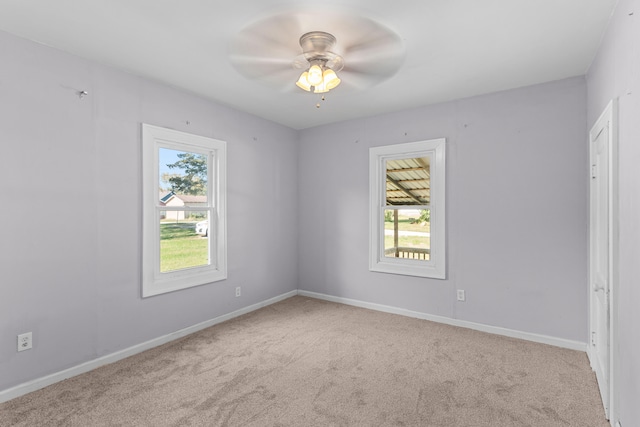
[0,296,608,426]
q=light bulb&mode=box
[307,65,323,86]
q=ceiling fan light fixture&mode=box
[294,31,345,95]
[296,71,312,91]
[322,69,341,90]
[296,65,341,93]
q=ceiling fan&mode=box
[229,11,405,94]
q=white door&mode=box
[589,100,617,420]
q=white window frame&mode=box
[369,138,446,279]
[142,124,227,297]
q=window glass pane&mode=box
[159,148,208,202]
[384,208,430,260]
[385,156,430,206]
[157,148,210,273]
[159,211,209,272]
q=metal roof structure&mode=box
[385,157,430,206]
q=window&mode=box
[142,124,227,297]
[369,139,446,279]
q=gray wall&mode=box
[587,0,640,424]
[298,77,589,342]
[0,30,299,391]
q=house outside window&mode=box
[369,139,446,279]
[142,124,227,297]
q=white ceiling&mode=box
[0,0,616,130]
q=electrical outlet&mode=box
[456,290,466,302]
[17,332,32,352]
[235,286,241,297]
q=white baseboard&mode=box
[0,290,298,404]
[298,290,587,352]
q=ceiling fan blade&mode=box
[230,13,302,60]
[228,13,306,87]
[339,48,403,89]
[344,52,404,76]
[343,31,403,62]
[229,55,293,67]
[228,55,293,79]
[337,69,382,90]
[229,55,293,72]
[260,68,302,91]
[325,17,404,87]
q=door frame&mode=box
[588,99,618,423]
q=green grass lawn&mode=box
[160,222,208,272]
[384,235,430,250]
[384,218,430,233]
